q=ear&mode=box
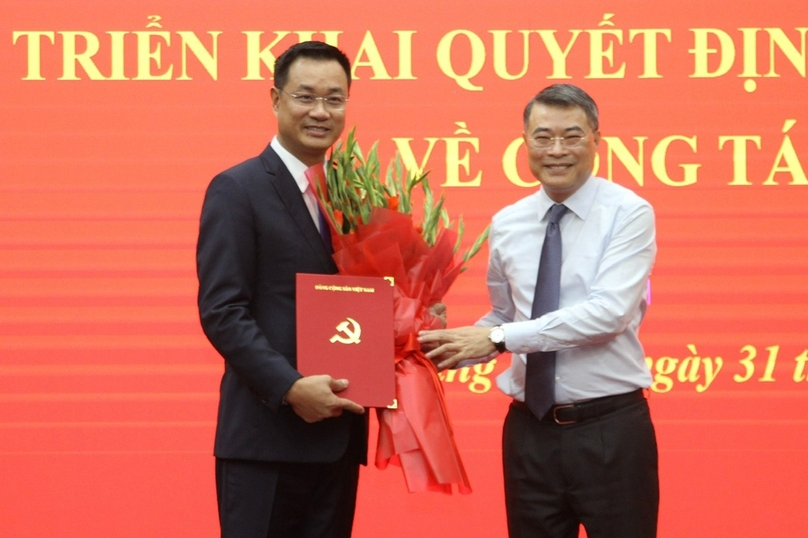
[592,130,601,147]
[270,87,281,116]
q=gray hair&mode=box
[523,84,599,131]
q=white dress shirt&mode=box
[477,176,656,404]
[270,137,323,232]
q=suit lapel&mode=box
[260,144,337,272]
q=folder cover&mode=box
[295,273,395,407]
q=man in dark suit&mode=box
[196,41,366,538]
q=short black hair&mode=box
[523,84,599,131]
[273,41,352,90]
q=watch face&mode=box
[489,326,506,353]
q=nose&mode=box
[308,99,330,118]
[546,138,568,155]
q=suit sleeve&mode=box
[196,172,301,410]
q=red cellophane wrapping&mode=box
[306,167,472,494]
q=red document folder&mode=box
[295,273,395,408]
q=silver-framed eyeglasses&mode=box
[277,88,349,111]
[526,133,589,150]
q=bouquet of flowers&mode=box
[305,128,488,494]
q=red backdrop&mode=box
[2,1,807,536]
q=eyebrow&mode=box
[294,84,346,94]
[529,126,586,136]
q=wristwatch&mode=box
[488,325,507,353]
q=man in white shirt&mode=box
[419,84,658,538]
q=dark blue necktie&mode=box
[318,208,333,255]
[525,203,567,419]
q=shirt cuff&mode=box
[502,319,541,355]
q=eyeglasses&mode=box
[526,133,589,150]
[277,88,349,111]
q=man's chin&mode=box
[303,133,337,150]
[540,174,574,188]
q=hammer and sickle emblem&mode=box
[330,317,362,344]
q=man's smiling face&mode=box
[523,103,600,203]
[271,57,349,167]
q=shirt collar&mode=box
[537,175,598,221]
[270,136,325,194]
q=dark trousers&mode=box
[216,454,359,538]
[503,396,659,538]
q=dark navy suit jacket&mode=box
[197,142,365,463]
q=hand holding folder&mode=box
[283,374,365,423]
